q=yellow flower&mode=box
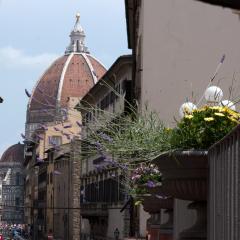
[196,106,208,112]
[214,112,225,117]
[185,115,193,119]
[218,107,228,113]
[204,117,214,122]
[210,106,221,110]
[228,117,239,124]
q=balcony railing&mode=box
[209,125,240,240]
[81,203,108,218]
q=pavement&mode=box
[14,235,27,240]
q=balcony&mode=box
[81,203,108,218]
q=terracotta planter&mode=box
[152,150,208,201]
[147,184,166,196]
[143,195,174,213]
[143,196,174,240]
[152,150,208,240]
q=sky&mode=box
[0,0,131,156]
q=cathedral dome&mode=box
[28,53,106,111]
[27,13,106,123]
[1,143,24,163]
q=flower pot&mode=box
[152,150,208,201]
[143,195,174,213]
[146,184,166,196]
[152,150,208,240]
[143,196,174,240]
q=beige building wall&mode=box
[138,0,240,125]
[25,97,82,237]
[107,206,125,238]
[126,0,240,239]
[36,97,82,160]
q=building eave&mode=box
[195,0,240,9]
[125,0,134,49]
[79,54,132,107]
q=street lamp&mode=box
[114,228,120,240]
[220,100,236,111]
[179,102,197,118]
[204,86,223,103]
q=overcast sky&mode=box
[0,0,131,156]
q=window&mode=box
[48,136,62,146]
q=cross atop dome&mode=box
[65,13,89,54]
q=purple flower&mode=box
[94,141,102,150]
[21,133,26,139]
[39,124,48,131]
[25,89,31,98]
[220,54,226,64]
[54,127,60,131]
[99,132,113,142]
[63,124,72,129]
[61,109,68,116]
[131,174,141,180]
[63,132,71,140]
[76,121,83,127]
[146,181,156,188]
[103,157,113,163]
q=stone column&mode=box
[71,140,81,240]
[173,199,197,240]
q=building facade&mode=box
[125,0,240,239]
[79,55,134,240]
[23,13,106,240]
[0,143,24,224]
[126,0,240,122]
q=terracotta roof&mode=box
[1,143,24,163]
[28,53,106,111]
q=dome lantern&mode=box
[65,13,89,54]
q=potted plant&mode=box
[80,85,240,240]
[152,98,240,240]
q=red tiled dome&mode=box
[1,143,24,163]
[29,53,106,111]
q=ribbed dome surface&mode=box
[29,53,106,111]
[1,143,24,163]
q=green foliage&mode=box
[82,104,239,164]
[171,106,240,150]
[84,110,172,164]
